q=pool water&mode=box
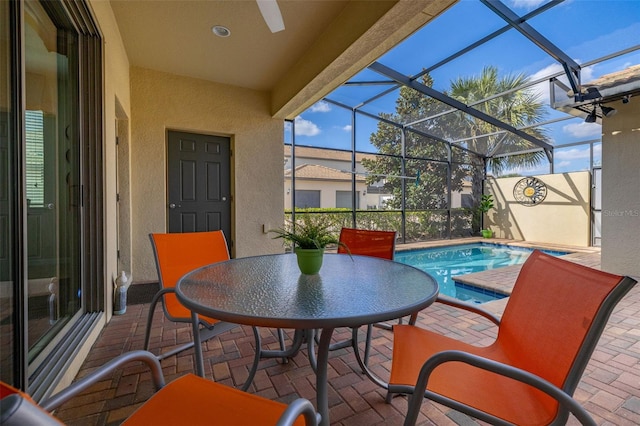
[395,243,568,304]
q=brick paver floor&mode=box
[55,253,640,425]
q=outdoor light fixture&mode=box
[600,105,617,118]
[585,108,597,123]
[212,25,231,37]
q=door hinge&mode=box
[116,193,120,202]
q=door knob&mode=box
[169,203,176,209]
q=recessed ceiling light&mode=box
[212,25,230,38]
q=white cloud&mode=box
[509,0,547,11]
[563,122,602,139]
[529,63,564,105]
[342,125,352,132]
[294,116,321,136]
[309,101,331,113]
[554,147,591,161]
[581,65,595,83]
[593,143,602,156]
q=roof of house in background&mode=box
[284,145,377,162]
[284,164,364,181]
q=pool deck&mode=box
[56,238,640,425]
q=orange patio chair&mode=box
[146,230,266,389]
[337,227,396,260]
[0,350,318,426]
[365,250,636,425]
[334,227,397,365]
[145,231,234,358]
[147,230,287,382]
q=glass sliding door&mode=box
[1,0,102,393]
[24,0,81,364]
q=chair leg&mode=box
[144,291,165,351]
[385,391,393,404]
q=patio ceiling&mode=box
[109,0,457,119]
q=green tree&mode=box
[364,66,549,233]
[361,74,466,211]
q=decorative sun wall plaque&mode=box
[513,177,547,206]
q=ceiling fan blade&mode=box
[257,0,285,33]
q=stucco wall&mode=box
[486,172,591,246]
[90,0,132,323]
[601,99,640,277]
[130,68,285,282]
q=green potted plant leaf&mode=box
[477,194,494,238]
[269,216,342,275]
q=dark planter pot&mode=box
[294,247,325,275]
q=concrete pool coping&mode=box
[394,237,602,317]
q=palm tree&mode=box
[446,66,549,222]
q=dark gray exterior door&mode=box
[167,131,231,241]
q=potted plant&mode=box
[477,194,494,238]
[269,216,342,275]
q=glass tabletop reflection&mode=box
[176,253,438,329]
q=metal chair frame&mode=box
[1,350,318,426]
[333,227,398,366]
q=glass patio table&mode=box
[176,253,438,426]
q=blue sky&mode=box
[285,0,640,176]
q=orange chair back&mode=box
[150,230,230,320]
[337,228,396,260]
[498,250,630,410]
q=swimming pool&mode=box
[395,243,569,303]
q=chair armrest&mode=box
[275,398,319,426]
[403,350,596,426]
[0,394,62,426]
[434,294,501,326]
[40,350,165,412]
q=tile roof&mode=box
[284,145,377,162]
[285,163,365,181]
[583,64,640,91]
